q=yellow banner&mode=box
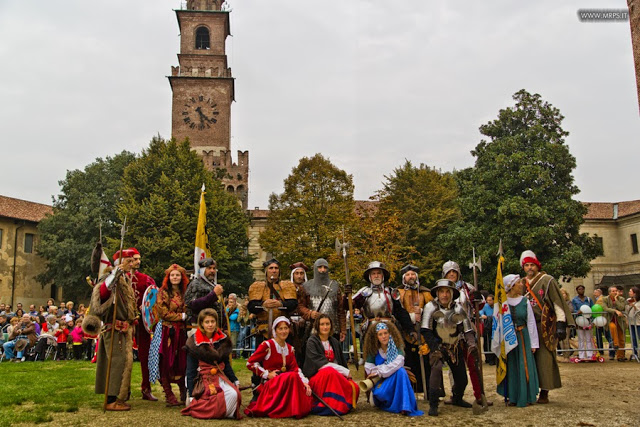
[194,184,210,276]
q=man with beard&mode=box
[92,249,138,411]
[520,250,574,404]
[247,259,298,389]
[397,264,432,396]
[184,257,227,399]
[441,261,488,411]
[349,261,413,348]
[289,261,312,366]
[421,279,475,416]
[128,248,158,402]
[304,259,346,341]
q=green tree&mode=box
[375,161,460,285]
[259,154,358,270]
[116,137,253,295]
[440,90,601,287]
[37,151,137,302]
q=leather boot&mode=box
[452,395,473,408]
[428,390,439,416]
[537,389,549,404]
[142,388,158,401]
[178,382,187,404]
[161,379,180,407]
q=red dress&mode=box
[245,339,313,418]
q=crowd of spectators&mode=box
[0,299,94,363]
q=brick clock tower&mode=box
[169,0,248,209]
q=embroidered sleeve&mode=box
[526,302,539,349]
[376,354,404,378]
[246,341,270,379]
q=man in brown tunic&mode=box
[91,249,138,411]
[520,250,574,404]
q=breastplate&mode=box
[433,307,461,345]
[363,287,392,319]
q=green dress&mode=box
[497,296,539,407]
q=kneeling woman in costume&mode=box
[181,308,242,419]
[303,314,360,415]
[363,321,423,416]
[245,316,313,418]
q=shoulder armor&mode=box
[421,301,438,330]
[360,287,373,298]
[390,288,401,301]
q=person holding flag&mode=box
[497,274,539,407]
[490,246,518,406]
[520,250,574,404]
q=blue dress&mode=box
[371,352,423,416]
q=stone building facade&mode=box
[169,0,249,209]
[562,200,640,297]
[0,196,59,308]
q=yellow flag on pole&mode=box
[194,184,211,277]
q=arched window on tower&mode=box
[195,27,210,50]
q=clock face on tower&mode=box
[182,95,220,130]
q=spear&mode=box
[336,228,359,371]
[103,217,126,412]
[469,247,489,413]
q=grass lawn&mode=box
[0,358,250,426]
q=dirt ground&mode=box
[35,359,639,427]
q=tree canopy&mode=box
[439,89,601,287]
[375,161,460,285]
[258,154,358,269]
[37,151,136,302]
[116,137,253,294]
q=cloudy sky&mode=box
[1,0,638,210]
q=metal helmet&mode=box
[442,260,461,280]
[430,278,460,300]
[363,261,390,283]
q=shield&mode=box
[142,284,160,334]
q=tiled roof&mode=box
[583,200,640,220]
[0,195,52,223]
[248,208,269,219]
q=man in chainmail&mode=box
[304,258,346,342]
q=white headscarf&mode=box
[271,316,290,339]
[503,274,520,293]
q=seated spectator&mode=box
[0,314,8,347]
[46,298,55,312]
[30,316,41,335]
[64,302,78,319]
[77,304,86,317]
[47,306,58,317]
[14,308,25,319]
[6,316,19,335]
[29,305,38,317]
[0,303,6,315]
[3,314,37,362]
[38,305,46,315]
[34,315,59,361]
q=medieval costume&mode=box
[397,264,432,395]
[156,264,188,406]
[442,260,487,410]
[91,250,138,411]
[363,321,423,416]
[245,317,313,419]
[351,261,413,340]
[128,248,158,401]
[304,258,347,339]
[421,279,475,416]
[303,319,359,415]
[521,250,575,404]
[184,257,226,397]
[497,274,539,407]
[289,261,312,367]
[601,289,628,361]
[181,327,241,419]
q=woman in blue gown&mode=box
[363,321,423,416]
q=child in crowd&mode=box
[55,322,69,360]
[71,318,85,360]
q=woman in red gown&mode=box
[181,308,242,419]
[245,316,313,418]
[156,264,189,406]
[303,314,360,415]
